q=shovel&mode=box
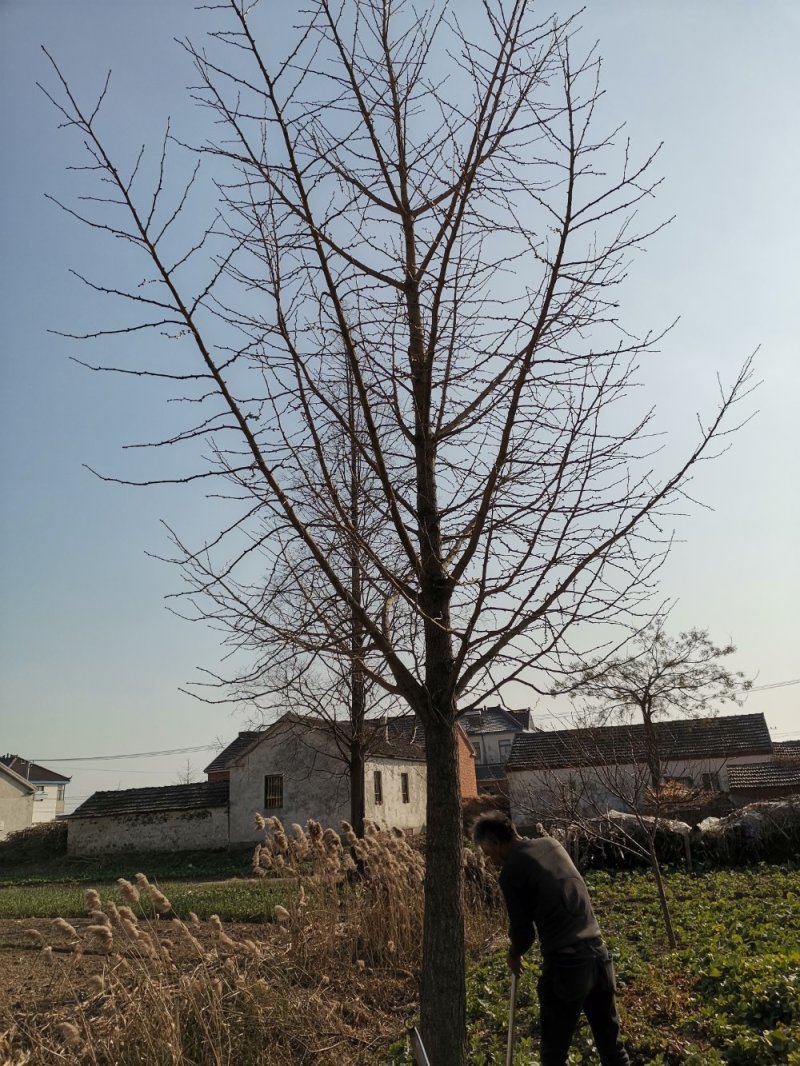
[410,1026,431,1066]
[506,971,518,1066]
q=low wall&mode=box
[68,806,229,855]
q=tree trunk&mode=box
[349,737,366,838]
[646,834,677,950]
[641,706,661,791]
[420,711,467,1066]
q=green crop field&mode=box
[386,866,800,1066]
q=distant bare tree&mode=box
[174,759,197,786]
[559,624,752,788]
[42,2,755,1060]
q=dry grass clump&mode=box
[3,872,386,1064]
[3,818,503,1064]
[253,817,500,971]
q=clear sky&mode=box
[1,1,798,813]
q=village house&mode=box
[0,761,37,840]
[0,755,71,827]
[68,712,477,855]
[506,712,779,825]
[727,739,800,804]
[460,705,536,796]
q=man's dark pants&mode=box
[537,948,630,1066]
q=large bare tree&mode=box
[42,2,754,1060]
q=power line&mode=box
[748,678,800,692]
[30,743,219,763]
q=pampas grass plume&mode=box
[55,1022,82,1048]
[52,918,78,939]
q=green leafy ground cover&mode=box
[0,878,291,922]
[387,866,800,1065]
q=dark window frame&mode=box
[401,772,410,803]
[373,770,383,805]
[264,774,284,809]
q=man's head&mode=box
[472,810,520,866]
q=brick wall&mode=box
[457,727,478,799]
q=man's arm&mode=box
[500,865,536,970]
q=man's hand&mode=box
[507,950,522,976]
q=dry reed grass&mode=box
[2,819,502,1065]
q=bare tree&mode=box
[560,624,752,788]
[41,3,755,1060]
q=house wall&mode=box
[365,759,426,830]
[509,753,769,824]
[68,807,229,855]
[471,729,518,766]
[0,774,34,839]
[228,724,352,844]
[31,783,66,825]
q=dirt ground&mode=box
[0,916,415,1060]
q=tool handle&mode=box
[505,971,518,1066]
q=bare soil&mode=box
[0,917,415,1060]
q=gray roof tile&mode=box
[0,755,71,784]
[728,762,800,790]
[461,706,528,735]
[507,713,772,771]
[70,781,230,819]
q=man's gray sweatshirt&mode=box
[499,837,602,959]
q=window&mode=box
[373,770,383,805]
[498,741,512,760]
[401,772,410,804]
[56,785,65,801]
[264,774,283,809]
[702,772,720,792]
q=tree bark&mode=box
[420,710,467,1066]
[349,737,366,838]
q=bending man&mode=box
[473,812,630,1066]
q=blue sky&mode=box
[1,1,798,812]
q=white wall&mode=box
[228,724,352,843]
[470,730,517,765]
[68,806,229,855]
[365,758,426,830]
[31,783,66,824]
[509,753,769,824]
[0,772,34,839]
[227,724,430,843]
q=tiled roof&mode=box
[773,740,800,762]
[0,755,71,784]
[203,733,262,775]
[728,763,800,790]
[507,713,772,771]
[205,714,427,774]
[0,762,37,793]
[70,781,230,819]
[461,706,528,735]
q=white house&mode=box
[67,712,477,855]
[0,755,71,825]
[506,712,775,826]
[461,705,535,795]
[0,761,37,840]
[209,713,429,843]
[68,781,231,855]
